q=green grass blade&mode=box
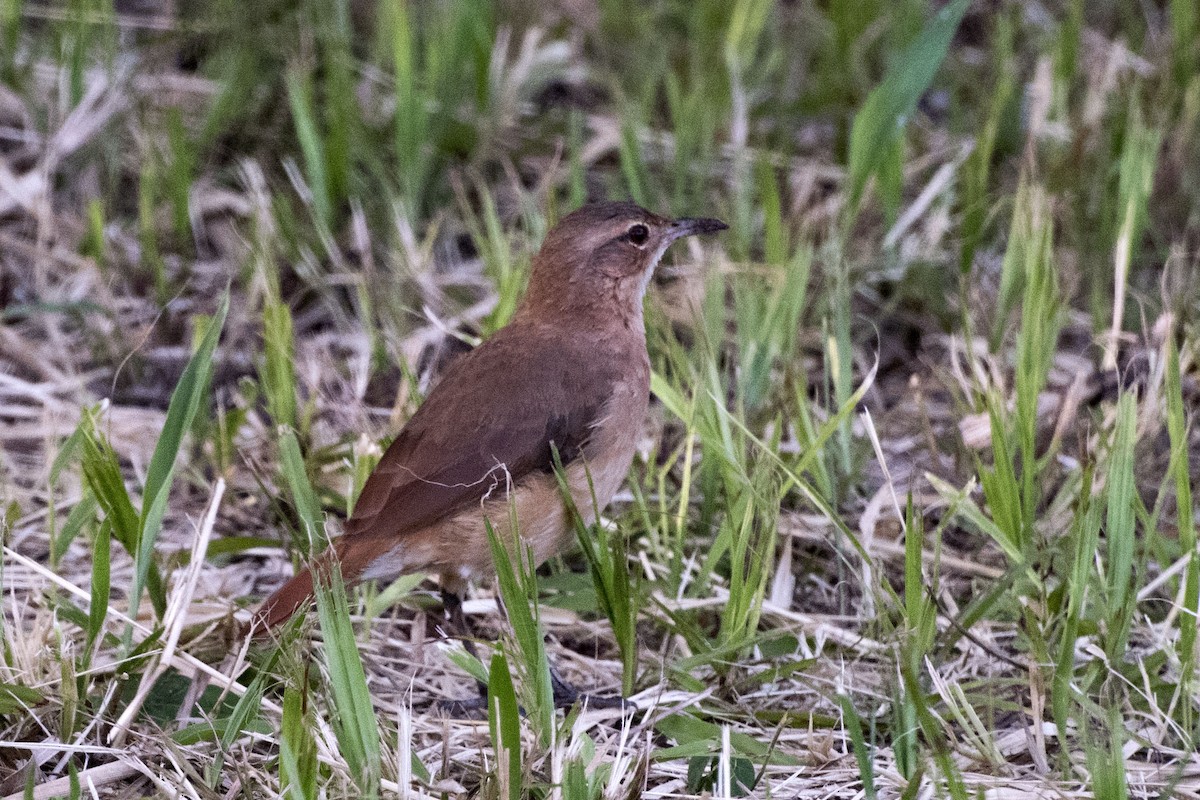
[1171,0,1199,81]
[133,290,229,619]
[262,301,297,430]
[486,520,554,741]
[1052,460,1099,746]
[79,413,166,626]
[79,419,138,551]
[1104,393,1138,660]
[836,694,876,800]
[208,646,282,785]
[386,0,429,212]
[285,67,332,227]
[487,652,523,800]
[1012,185,1059,530]
[51,492,97,567]
[845,0,969,221]
[314,563,382,798]
[280,678,318,800]
[551,447,639,695]
[278,429,326,558]
[86,519,111,657]
[959,13,1015,274]
[1166,332,1198,717]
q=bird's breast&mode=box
[572,372,648,512]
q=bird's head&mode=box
[519,201,727,324]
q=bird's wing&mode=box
[342,326,615,542]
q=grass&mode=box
[2,0,1200,797]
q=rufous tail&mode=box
[242,538,372,638]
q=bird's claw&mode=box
[551,670,635,711]
[435,695,489,718]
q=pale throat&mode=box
[616,249,669,330]
[633,238,675,305]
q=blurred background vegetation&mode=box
[2,0,1200,797]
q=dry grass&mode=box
[3,0,1200,797]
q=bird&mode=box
[246,201,726,700]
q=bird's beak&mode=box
[667,216,729,242]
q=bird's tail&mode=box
[242,538,373,638]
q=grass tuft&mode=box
[5,0,1200,796]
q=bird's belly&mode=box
[359,435,637,585]
[435,443,635,580]
[361,383,645,585]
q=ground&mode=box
[2,0,1200,797]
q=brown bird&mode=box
[247,201,725,698]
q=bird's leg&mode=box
[491,595,634,712]
[547,658,633,710]
[439,591,634,714]
[441,591,479,658]
[439,587,489,705]
[548,662,580,707]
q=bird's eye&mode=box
[627,223,649,246]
